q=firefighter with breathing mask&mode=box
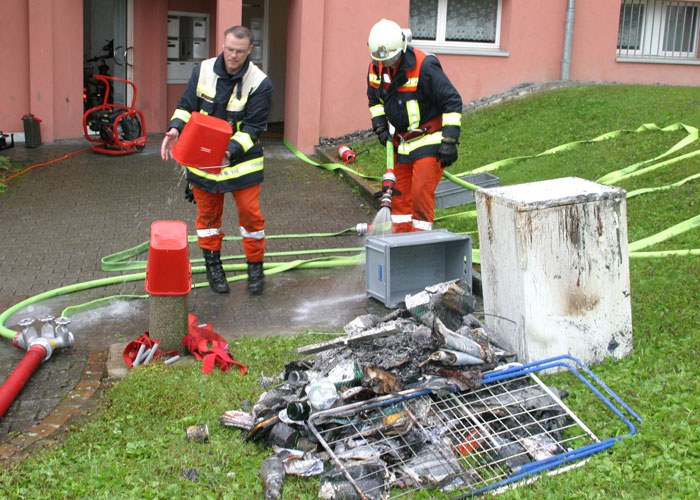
[367,19,463,233]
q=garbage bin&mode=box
[22,114,42,148]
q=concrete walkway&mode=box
[0,135,391,457]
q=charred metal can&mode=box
[287,370,309,385]
[286,401,311,421]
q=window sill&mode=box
[412,43,509,58]
[616,56,700,66]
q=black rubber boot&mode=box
[203,249,229,294]
[247,261,264,295]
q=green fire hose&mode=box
[2,123,699,338]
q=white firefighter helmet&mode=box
[368,19,407,62]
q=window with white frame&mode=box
[618,0,699,61]
[410,0,503,53]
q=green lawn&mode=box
[1,84,698,498]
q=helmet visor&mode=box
[370,46,402,62]
[382,51,402,67]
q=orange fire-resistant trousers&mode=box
[192,184,266,262]
[392,155,444,233]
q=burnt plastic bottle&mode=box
[259,455,285,500]
[305,377,338,410]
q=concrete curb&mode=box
[0,342,201,462]
[107,343,129,380]
[0,352,106,462]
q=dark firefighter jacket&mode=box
[367,47,462,164]
[169,53,273,193]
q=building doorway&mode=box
[83,0,134,108]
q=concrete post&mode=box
[149,296,188,354]
[145,221,192,354]
[475,177,633,365]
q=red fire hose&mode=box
[0,344,47,418]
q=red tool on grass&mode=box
[337,145,369,163]
[82,75,147,155]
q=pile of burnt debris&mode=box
[219,275,630,499]
[220,278,561,497]
[215,277,639,498]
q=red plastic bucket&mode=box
[145,220,192,296]
[172,112,232,171]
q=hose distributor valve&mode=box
[13,316,75,361]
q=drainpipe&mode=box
[0,316,75,419]
[561,0,576,80]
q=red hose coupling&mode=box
[381,169,396,190]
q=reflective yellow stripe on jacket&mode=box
[396,131,443,155]
[171,109,192,123]
[370,104,385,119]
[442,112,461,127]
[186,157,263,181]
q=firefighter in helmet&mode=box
[367,19,462,233]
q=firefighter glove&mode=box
[226,142,244,165]
[184,184,196,204]
[438,137,459,168]
[375,125,391,147]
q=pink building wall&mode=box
[0,0,697,153]
[308,0,570,150]
[0,0,83,143]
[215,0,241,44]
[284,0,327,151]
[316,1,410,140]
[0,0,30,135]
[134,0,169,138]
[435,1,568,109]
[46,0,84,142]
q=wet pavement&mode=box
[0,135,392,454]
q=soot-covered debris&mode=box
[220,280,564,498]
[220,279,573,498]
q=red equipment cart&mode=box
[82,75,147,155]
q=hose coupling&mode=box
[379,191,393,210]
[381,169,396,189]
[30,337,54,361]
[39,315,56,339]
[355,223,373,236]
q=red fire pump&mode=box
[82,75,147,155]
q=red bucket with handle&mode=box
[173,112,232,172]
